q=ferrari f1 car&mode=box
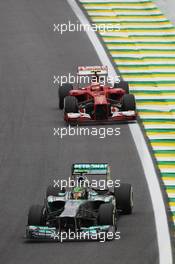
[58,66,136,124]
[26,163,133,242]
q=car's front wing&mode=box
[64,111,136,125]
[26,225,116,242]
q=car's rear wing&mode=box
[77,66,108,76]
[72,163,109,175]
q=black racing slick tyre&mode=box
[46,185,66,197]
[122,94,136,111]
[98,203,115,225]
[114,183,133,214]
[28,205,46,226]
[46,185,61,198]
[64,96,78,114]
[59,83,73,109]
[114,81,129,94]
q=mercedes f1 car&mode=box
[26,163,133,242]
[58,66,136,124]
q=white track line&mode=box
[67,1,173,263]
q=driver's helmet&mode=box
[72,186,86,200]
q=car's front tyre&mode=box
[122,94,136,111]
[64,96,78,113]
[114,183,133,214]
[98,203,116,226]
[58,83,73,109]
[28,205,46,226]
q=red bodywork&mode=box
[64,83,136,125]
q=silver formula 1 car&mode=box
[26,163,133,242]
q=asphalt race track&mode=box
[0,0,160,263]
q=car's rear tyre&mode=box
[46,185,62,197]
[114,81,129,94]
[59,83,73,109]
[64,96,78,113]
[122,94,136,111]
[114,183,133,214]
[28,205,45,226]
[98,203,115,225]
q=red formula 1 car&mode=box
[58,66,136,125]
